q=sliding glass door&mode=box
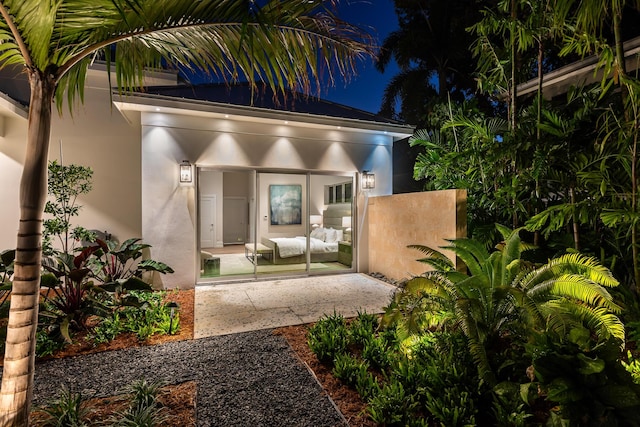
[198,168,354,282]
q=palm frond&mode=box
[2,0,374,109]
[408,244,455,270]
[519,253,619,292]
[441,238,490,277]
[544,300,625,343]
[549,275,621,312]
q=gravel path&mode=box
[29,330,346,427]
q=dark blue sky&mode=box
[323,0,400,114]
[180,1,400,115]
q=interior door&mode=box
[223,197,247,244]
[200,195,216,248]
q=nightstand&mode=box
[338,241,352,267]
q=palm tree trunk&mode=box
[0,71,55,426]
[534,38,544,246]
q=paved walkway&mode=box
[194,273,397,338]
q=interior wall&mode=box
[223,171,251,243]
[199,170,223,248]
[309,174,353,223]
[258,173,307,240]
[366,190,467,281]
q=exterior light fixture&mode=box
[362,171,375,190]
[310,215,323,229]
[167,301,179,335]
[179,160,193,183]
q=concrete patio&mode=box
[194,273,397,338]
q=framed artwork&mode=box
[270,184,302,225]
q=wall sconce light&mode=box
[362,170,375,190]
[310,215,323,229]
[179,160,193,183]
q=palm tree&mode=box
[0,1,373,424]
[384,225,624,386]
[376,0,489,124]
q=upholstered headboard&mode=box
[322,203,351,230]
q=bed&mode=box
[262,235,339,264]
[261,204,351,265]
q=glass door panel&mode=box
[199,169,256,280]
[256,172,308,276]
[310,174,354,273]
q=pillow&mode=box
[336,229,344,242]
[324,228,338,243]
[310,227,325,240]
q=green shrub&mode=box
[526,333,640,425]
[355,369,380,401]
[332,353,369,387]
[89,291,180,344]
[362,336,392,370]
[36,386,90,427]
[348,310,378,346]
[307,312,348,364]
[89,311,125,344]
[402,332,482,426]
[367,379,417,426]
[35,327,67,358]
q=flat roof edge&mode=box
[113,91,415,136]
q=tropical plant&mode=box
[523,331,640,425]
[376,0,492,124]
[383,225,625,386]
[110,379,167,427]
[307,312,349,364]
[0,1,372,422]
[367,379,418,426]
[39,252,110,343]
[84,238,173,304]
[42,161,94,256]
[36,386,90,427]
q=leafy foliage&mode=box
[43,161,94,256]
[0,249,14,306]
[525,333,640,425]
[36,386,90,427]
[384,226,624,386]
[89,291,180,344]
[307,312,349,364]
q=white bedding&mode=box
[270,236,338,258]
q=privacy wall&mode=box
[366,190,467,281]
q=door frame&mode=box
[196,166,357,283]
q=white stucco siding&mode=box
[48,87,143,245]
[0,84,142,252]
[140,111,394,288]
[0,115,28,251]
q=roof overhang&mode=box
[113,91,415,138]
[516,36,640,99]
[0,90,28,120]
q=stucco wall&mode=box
[367,190,467,281]
[0,69,146,252]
